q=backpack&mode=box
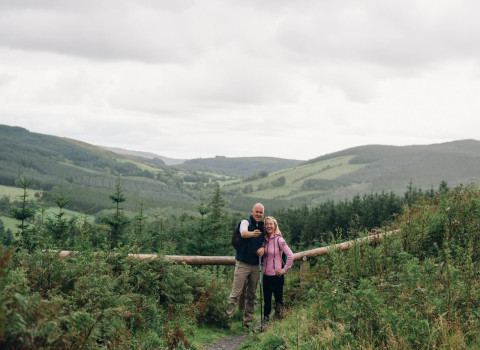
[232,217,252,250]
[277,237,288,267]
[231,221,242,250]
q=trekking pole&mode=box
[259,256,263,330]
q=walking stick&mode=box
[259,256,263,330]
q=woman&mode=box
[262,216,294,321]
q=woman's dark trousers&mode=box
[263,275,284,319]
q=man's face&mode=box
[251,205,264,223]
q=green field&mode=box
[1,207,94,233]
[0,215,17,232]
[221,156,367,200]
[1,183,95,232]
[0,184,29,198]
[115,157,164,173]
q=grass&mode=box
[115,157,164,173]
[0,215,17,232]
[42,207,95,222]
[190,326,232,349]
[1,207,94,233]
[192,322,248,350]
[192,312,255,350]
[0,184,28,198]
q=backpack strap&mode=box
[277,236,286,267]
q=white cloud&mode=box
[0,0,479,160]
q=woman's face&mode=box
[265,219,276,236]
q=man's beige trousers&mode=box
[226,260,260,323]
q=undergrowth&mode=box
[0,247,231,349]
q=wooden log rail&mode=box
[57,230,398,280]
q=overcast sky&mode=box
[1,0,479,160]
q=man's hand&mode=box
[275,269,284,276]
[241,229,263,239]
[251,229,262,237]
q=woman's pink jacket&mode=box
[262,232,294,276]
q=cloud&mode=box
[0,0,479,160]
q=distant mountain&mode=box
[177,155,304,177]
[100,146,185,166]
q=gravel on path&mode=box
[204,334,249,350]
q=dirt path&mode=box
[204,334,248,350]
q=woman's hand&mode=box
[275,269,284,276]
[256,247,265,257]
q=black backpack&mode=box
[231,217,251,250]
[231,221,242,250]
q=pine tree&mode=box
[101,176,130,248]
[184,184,231,255]
[45,183,72,246]
[205,183,230,255]
[149,214,168,253]
[132,200,148,252]
[187,201,210,255]
[9,170,36,249]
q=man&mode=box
[226,203,265,328]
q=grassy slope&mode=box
[233,155,364,199]
[220,140,480,208]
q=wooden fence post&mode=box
[300,256,308,283]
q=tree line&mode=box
[1,167,448,257]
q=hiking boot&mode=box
[242,321,251,329]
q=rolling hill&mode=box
[219,140,480,209]
[1,124,479,215]
[0,125,302,214]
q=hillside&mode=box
[99,146,186,166]
[0,125,202,214]
[177,155,304,176]
[0,125,301,214]
[220,140,480,209]
[1,124,480,214]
